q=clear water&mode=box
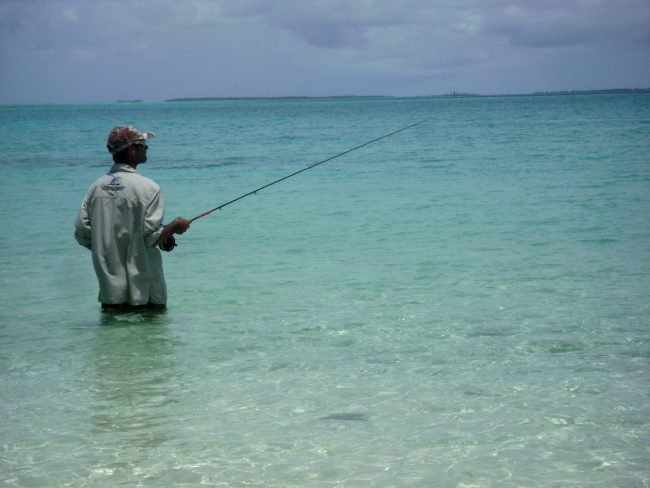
[1,94,649,487]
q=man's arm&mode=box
[74,195,92,249]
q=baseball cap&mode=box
[106,125,156,154]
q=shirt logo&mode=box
[101,175,125,194]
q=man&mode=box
[75,125,190,311]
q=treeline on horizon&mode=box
[163,88,649,102]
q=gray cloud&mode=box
[0,0,648,103]
[483,2,650,48]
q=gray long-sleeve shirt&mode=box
[75,164,167,305]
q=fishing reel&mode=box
[159,235,177,252]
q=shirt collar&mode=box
[109,163,138,174]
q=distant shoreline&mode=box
[164,95,392,102]
[531,88,650,96]
[164,88,649,103]
[3,89,648,106]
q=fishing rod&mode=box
[160,120,426,251]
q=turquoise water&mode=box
[1,94,649,486]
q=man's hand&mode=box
[156,217,191,249]
[172,217,191,234]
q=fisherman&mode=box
[75,125,190,311]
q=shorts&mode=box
[101,302,167,312]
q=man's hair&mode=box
[112,148,130,164]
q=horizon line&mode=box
[1,87,649,106]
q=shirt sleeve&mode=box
[143,187,164,247]
[74,192,92,249]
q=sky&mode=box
[0,0,649,103]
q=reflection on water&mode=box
[86,311,179,463]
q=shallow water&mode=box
[1,94,649,486]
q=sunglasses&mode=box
[131,141,149,150]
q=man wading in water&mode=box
[75,125,190,311]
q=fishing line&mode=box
[160,119,426,251]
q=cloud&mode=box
[0,0,648,103]
[484,1,650,49]
[265,1,411,49]
[277,19,367,49]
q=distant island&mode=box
[444,91,480,97]
[164,95,390,102]
[532,88,650,96]
[116,99,144,103]
[164,88,648,102]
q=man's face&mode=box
[128,142,148,165]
